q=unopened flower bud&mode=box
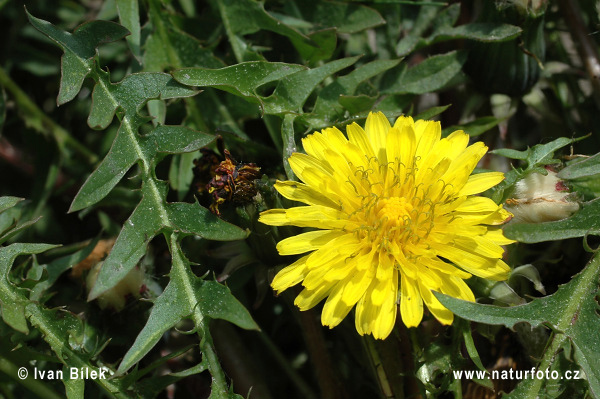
[506,168,579,223]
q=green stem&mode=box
[169,233,231,397]
[0,66,98,164]
[0,356,64,399]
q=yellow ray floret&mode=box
[260,112,514,339]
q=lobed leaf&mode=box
[0,243,59,333]
[117,242,258,375]
[262,56,359,114]
[173,62,307,103]
[436,251,600,398]
[26,10,130,105]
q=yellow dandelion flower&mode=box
[259,112,514,339]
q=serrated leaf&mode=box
[71,123,213,212]
[25,305,129,395]
[116,0,141,63]
[436,251,600,399]
[0,243,58,333]
[173,62,307,103]
[70,127,137,212]
[89,184,247,301]
[117,243,257,375]
[88,72,197,129]
[503,199,595,243]
[26,10,130,105]
[167,202,249,240]
[383,51,467,95]
[263,56,359,114]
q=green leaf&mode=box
[300,59,400,129]
[558,153,600,180]
[31,237,101,300]
[493,137,577,166]
[413,104,451,120]
[290,28,337,64]
[433,22,522,43]
[26,305,130,396]
[26,9,130,105]
[117,242,258,375]
[490,147,530,160]
[167,202,250,240]
[436,251,600,399]
[173,62,307,104]
[442,116,503,137]
[503,199,595,243]
[262,56,359,114]
[294,0,385,34]
[215,0,314,62]
[382,51,467,95]
[338,94,377,116]
[144,3,224,72]
[169,152,197,201]
[71,123,213,212]
[88,72,197,130]
[116,0,141,63]
[0,243,59,333]
[0,197,23,214]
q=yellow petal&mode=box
[259,206,354,230]
[346,122,376,161]
[371,271,398,339]
[459,172,505,196]
[413,119,441,160]
[419,282,454,325]
[295,284,335,310]
[430,242,510,280]
[271,255,310,293]
[273,180,339,208]
[365,112,391,164]
[321,282,354,328]
[441,276,476,302]
[400,272,423,327]
[484,228,516,245]
[276,230,345,255]
[289,153,333,181]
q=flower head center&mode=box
[376,197,414,226]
